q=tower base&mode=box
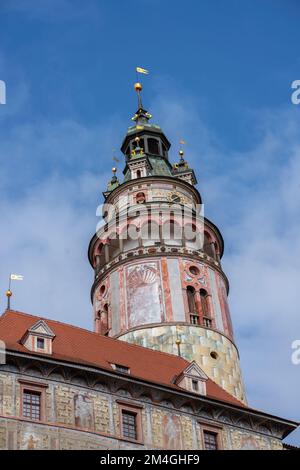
[116,324,247,404]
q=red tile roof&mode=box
[0,309,245,408]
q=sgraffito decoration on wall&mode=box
[74,393,94,431]
[126,262,163,328]
[21,430,40,450]
[162,414,183,449]
[239,434,261,450]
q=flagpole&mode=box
[6,274,12,310]
[6,274,23,310]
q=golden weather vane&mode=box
[134,66,149,110]
[5,273,24,310]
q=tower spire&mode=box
[132,82,152,125]
[134,82,143,110]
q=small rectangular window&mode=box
[37,338,45,349]
[122,410,137,440]
[190,314,199,325]
[114,364,130,374]
[192,380,199,391]
[203,317,212,328]
[23,390,41,421]
[203,431,218,450]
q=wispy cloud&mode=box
[152,87,300,443]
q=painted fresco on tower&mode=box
[162,414,183,449]
[74,393,94,430]
[126,262,163,328]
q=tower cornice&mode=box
[103,174,203,204]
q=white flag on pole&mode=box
[10,274,24,281]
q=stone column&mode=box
[194,291,202,324]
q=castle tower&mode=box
[88,82,246,404]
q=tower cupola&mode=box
[121,82,173,180]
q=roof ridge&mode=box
[2,309,190,364]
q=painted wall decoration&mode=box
[126,262,163,328]
[183,259,207,287]
[162,414,183,449]
[239,434,261,450]
[74,393,94,430]
[21,430,40,450]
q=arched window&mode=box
[187,286,196,312]
[163,220,182,246]
[141,220,160,247]
[203,232,215,259]
[186,286,199,325]
[200,289,212,327]
[148,138,160,155]
[100,304,109,336]
[132,138,144,151]
[136,169,141,179]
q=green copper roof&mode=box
[148,156,173,176]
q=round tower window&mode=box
[136,192,146,204]
[210,351,218,360]
[99,285,106,296]
[189,265,200,276]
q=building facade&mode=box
[0,83,298,449]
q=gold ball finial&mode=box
[134,82,142,92]
[6,290,12,298]
[175,338,181,345]
[179,149,184,157]
[112,167,117,174]
[134,136,140,143]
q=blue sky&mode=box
[0,0,300,444]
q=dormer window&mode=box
[175,361,208,396]
[37,338,45,349]
[21,319,55,355]
[112,364,130,374]
[192,379,199,391]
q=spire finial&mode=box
[5,289,12,310]
[134,82,143,109]
[132,67,152,124]
[178,139,188,165]
[6,274,23,310]
[106,166,119,192]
